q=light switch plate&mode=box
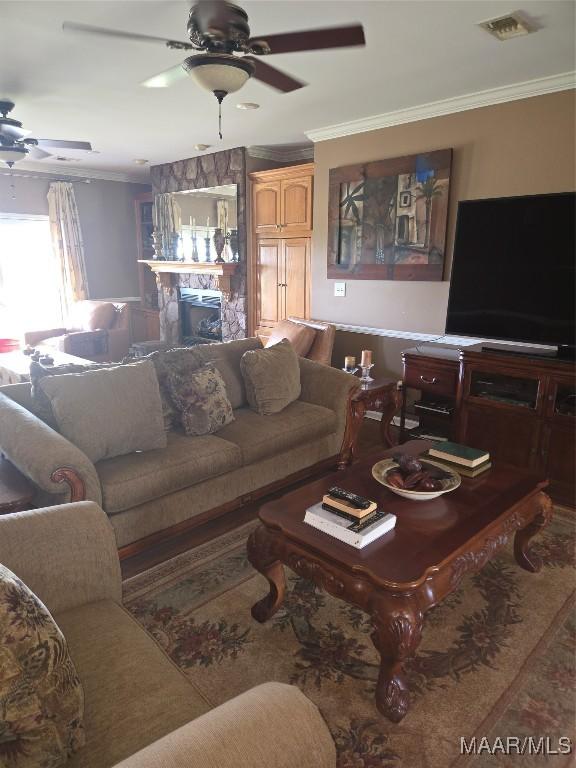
[334,282,346,297]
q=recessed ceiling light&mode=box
[194,144,211,151]
[237,102,260,110]
[132,158,149,165]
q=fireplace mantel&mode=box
[139,260,238,299]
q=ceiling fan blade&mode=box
[27,146,52,160]
[0,124,31,140]
[141,64,188,88]
[244,57,306,93]
[250,24,365,55]
[36,139,92,151]
[62,21,194,50]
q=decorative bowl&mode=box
[372,457,461,501]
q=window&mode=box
[0,214,63,338]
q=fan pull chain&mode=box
[214,91,226,141]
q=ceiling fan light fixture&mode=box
[182,53,254,95]
[0,144,28,167]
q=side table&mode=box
[0,458,34,514]
[339,377,402,469]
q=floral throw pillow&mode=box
[0,564,85,767]
[166,363,234,436]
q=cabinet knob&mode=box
[420,375,438,385]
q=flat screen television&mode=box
[445,192,575,354]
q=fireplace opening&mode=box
[179,288,222,345]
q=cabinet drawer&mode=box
[404,364,457,397]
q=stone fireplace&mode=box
[150,148,248,346]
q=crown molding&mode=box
[305,71,576,142]
[12,160,150,183]
[247,145,314,162]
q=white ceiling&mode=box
[1,0,574,181]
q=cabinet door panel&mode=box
[254,183,280,232]
[256,239,281,328]
[283,238,310,320]
[460,405,540,469]
[280,177,312,232]
[541,423,575,504]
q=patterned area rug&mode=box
[124,509,575,767]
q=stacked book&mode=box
[304,486,396,549]
[427,441,491,478]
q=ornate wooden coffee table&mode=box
[247,441,552,722]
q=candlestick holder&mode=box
[204,236,212,262]
[342,366,359,375]
[360,363,374,383]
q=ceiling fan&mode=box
[63,0,365,137]
[0,100,92,168]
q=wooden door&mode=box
[280,176,312,233]
[460,405,541,470]
[255,238,282,331]
[253,182,281,233]
[282,238,310,320]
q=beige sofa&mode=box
[0,502,336,768]
[0,337,359,551]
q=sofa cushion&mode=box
[216,401,338,465]
[240,339,301,415]
[68,300,116,331]
[0,564,86,767]
[97,431,242,514]
[38,360,167,463]
[265,319,316,357]
[191,337,263,410]
[57,600,210,768]
[167,363,234,436]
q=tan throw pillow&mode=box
[0,563,85,767]
[265,320,315,357]
[240,338,301,415]
[38,360,167,463]
[30,360,113,427]
[166,363,234,436]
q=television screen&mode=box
[445,192,576,348]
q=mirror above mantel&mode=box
[151,184,239,263]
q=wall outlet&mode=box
[334,282,346,297]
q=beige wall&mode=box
[0,173,151,299]
[312,90,576,336]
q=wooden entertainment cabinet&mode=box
[400,345,575,505]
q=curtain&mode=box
[47,182,89,316]
[153,193,182,260]
[216,198,229,233]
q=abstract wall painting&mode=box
[327,149,452,281]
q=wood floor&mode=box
[121,418,389,579]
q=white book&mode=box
[304,502,396,549]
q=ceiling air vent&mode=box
[478,12,536,41]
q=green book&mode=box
[428,441,490,468]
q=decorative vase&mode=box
[229,228,239,262]
[151,230,165,260]
[213,228,226,263]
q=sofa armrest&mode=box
[298,356,360,439]
[0,502,122,614]
[24,327,67,346]
[62,329,108,359]
[0,392,102,505]
[112,683,336,768]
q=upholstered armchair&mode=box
[24,300,131,362]
[265,317,336,366]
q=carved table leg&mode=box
[379,388,402,448]
[247,525,287,623]
[514,492,554,573]
[370,597,423,722]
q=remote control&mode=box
[327,486,372,510]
